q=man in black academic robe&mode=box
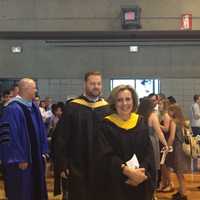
[53,71,110,200]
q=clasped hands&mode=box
[60,169,70,179]
[60,165,148,187]
[122,165,147,187]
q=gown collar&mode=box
[8,95,33,108]
[105,112,139,130]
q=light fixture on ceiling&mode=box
[11,46,23,53]
[129,46,138,52]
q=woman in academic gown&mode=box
[95,85,156,200]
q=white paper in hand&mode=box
[160,150,168,165]
[126,154,140,168]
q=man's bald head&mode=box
[18,78,37,100]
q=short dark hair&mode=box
[108,85,138,113]
[51,104,58,115]
[137,97,154,123]
[84,71,102,82]
[167,96,176,104]
[148,93,158,99]
[57,101,65,112]
[2,89,10,97]
[10,83,18,90]
[193,94,200,102]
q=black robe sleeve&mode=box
[96,124,124,175]
[53,103,73,171]
[94,123,126,200]
[52,103,73,195]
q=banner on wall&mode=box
[180,14,192,30]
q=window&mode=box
[110,78,160,99]
[111,79,135,89]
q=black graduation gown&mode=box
[95,113,156,200]
[52,96,110,200]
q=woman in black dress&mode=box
[166,104,190,200]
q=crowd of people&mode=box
[0,72,199,200]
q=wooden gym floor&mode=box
[0,172,200,200]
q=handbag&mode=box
[182,127,200,159]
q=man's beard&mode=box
[86,89,101,98]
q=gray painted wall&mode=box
[0,0,199,31]
[1,40,200,115]
[0,0,200,117]
[0,40,199,79]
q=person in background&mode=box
[137,97,168,200]
[57,101,65,113]
[9,83,19,98]
[95,85,155,200]
[157,93,166,104]
[0,78,48,200]
[148,93,159,114]
[49,103,63,137]
[157,98,174,192]
[159,99,171,133]
[44,97,53,112]
[0,90,12,113]
[34,96,41,107]
[50,103,66,199]
[44,97,53,132]
[167,96,177,105]
[190,94,200,136]
[39,100,49,123]
[148,93,158,107]
[0,89,12,196]
[167,104,190,200]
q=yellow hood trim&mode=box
[71,98,108,108]
[105,113,139,130]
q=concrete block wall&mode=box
[37,79,82,102]
[161,79,200,118]
[38,78,199,118]
[37,78,110,102]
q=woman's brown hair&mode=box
[168,104,185,127]
[108,85,138,113]
[137,97,154,123]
